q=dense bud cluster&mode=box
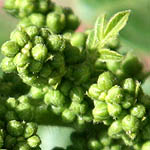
[1,0,150,150]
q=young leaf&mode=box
[101,10,131,47]
[99,49,123,62]
[86,30,95,50]
[94,15,106,43]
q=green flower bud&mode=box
[70,86,84,103]
[14,142,31,150]
[39,28,50,40]
[5,111,18,121]
[30,87,44,100]
[70,102,87,115]
[31,44,48,62]
[98,91,107,101]
[121,52,143,76]
[62,109,76,123]
[16,103,34,121]
[50,105,65,115]
[7,120,24,137]
[46,12,66,33]
[18,95,30,104]
[27,135,41,148]
[29,13,45,27]
[71,32,86,48]
[105,85,123,104]
[24,122,38,138]
[40,63,52,78]
[88,84,102,100]
[51,53,65,68]
[44,89,65,106]
[5,135,17,149]
[103,117,113,126]
[64,9,80,30]
[92,102,109,122]
[29,60,43,73]
[1,57,16,73]
[142,141,150,150]
[13,52,30,67]
[25,26,39,39]
[97,72,116,91]
[38,0,49,13]
[107,103,122,118]
[106,37,120,50]
[122,115,139,132]
[1,41,20,57]
[60,80,72,96]
[6,97,18,110]
[47,35,66,52]
[121,94,134,109]
[123,78,135,95]
[10,29,29,47]
[130,104,145,118]
[21,42,33,57]
[33,36,45,45]
[108,120,123,139]
[88,138,102,150]
[18,18,32,28]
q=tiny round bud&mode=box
[121,94,134,109]
[108,120,123,139]
[107,103,122,118]
[60,80,72,96]
[31,44,48,62]
[44,89,65,106]
[1,57,16,73]
[70,86,84,103]
[122,115,139,132]
[142,141,150,150]
[6,97,18,110]
[123,78,135,95]
[10,29,29,47]
[33,36,45,45]
[1,41,20,57]
[46,12,66,33]
[92,102,109,122]
[62,109,76,123]
[88,84,102,100]
[25,26,39,39]
[105,85,123,104]
[24,122,38,138]
[130,104,145,118]
[29,13,45,27]
[5,111,18,121]
[5,135,17,149]
[40,63,52,78]
[14,142,31,150]
[30,87,44,100]
[47,35,66,52]
[88,138,102,150]
[29,60,43,73]
[13,52,30,67]
[7,120,24,137]
[97,72,116,91]
[27,135,41,148]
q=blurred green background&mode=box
[0,0,150,149]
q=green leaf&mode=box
[94,15,106,43]
[135,80,141,98]
[86,30,95,50]
[99,49,123,62]
[101,10,131,47]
